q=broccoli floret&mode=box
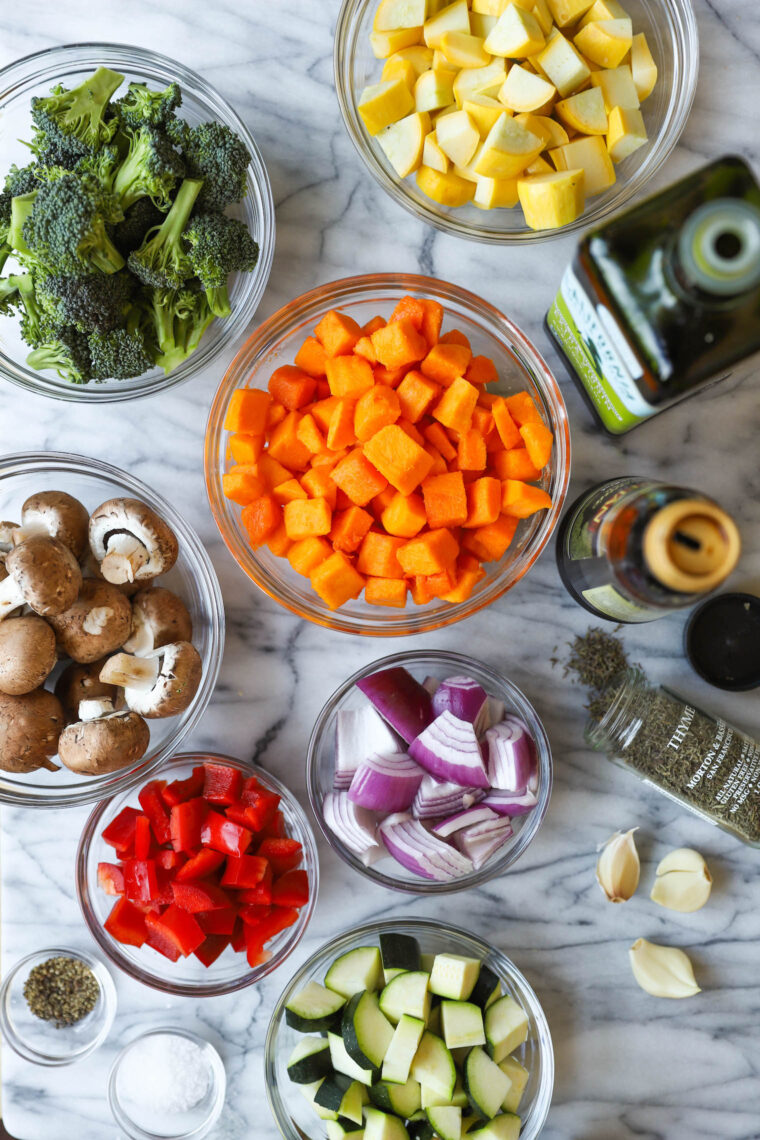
[74,144,120,195]
[36,271,133,334]
[127,177,202,288]
[112,126,184,212]
[4,273,55,347]
[0,274,23,315]
[113,81,182,130]
[88,324,153,379]
[183,212,259,317]
[31,67,124,158]
[21,173,124,275]
[149,284,214,374]
[26,325,91,383]
[8,192,38,257]
[112,197,164,256]
[4,164,41,197]
[180,121,250,212]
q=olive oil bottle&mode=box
[556,478,741,623]
[546,156,760,434]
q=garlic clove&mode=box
[629,938,701,999]
[650,847,712,912]
[596,827,640,902]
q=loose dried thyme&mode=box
[23,956,99,1028]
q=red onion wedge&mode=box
[324,792,384,863]
[432,805,498,838]
[348,752,424,813]
[483,788,539,816]
[378,813,474,881]
[485,720,535,793]
[422,675,441,696]
[412,774,486,819]
[334,708,403,790]
[356,667,434,744]
[432,675,489,731]
[453,816,514,869]
[409,710,489,789]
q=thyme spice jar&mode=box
[587,667,760,847]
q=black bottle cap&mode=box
[684,592,760,691]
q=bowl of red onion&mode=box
[306,650,552,895]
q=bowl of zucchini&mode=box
[265,917,553,1140]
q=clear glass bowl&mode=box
[76,753,319,996]
[0,946,116,1066]
[204,273,570,636]
[265,917,554,1140]
[108,1027,226,1139]
[0,42,275,400]
[334,0,699,244]
[307,649,552,894]
[0,452,224,808]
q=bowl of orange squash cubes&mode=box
[204,273,570,635]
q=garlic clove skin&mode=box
[629,938,701,999]
[650,848,712,912]
[596,828,640,903]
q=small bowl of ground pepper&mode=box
[0,946,116,1065]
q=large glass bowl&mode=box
[76,753,319,997]
[0,452,224,808]
[265,917,554,1140]
[307,649,552,894]
[0,43,275,401]
[334,0,699,244]
[204,273,570,636]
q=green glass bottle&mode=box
[546,156,760,434]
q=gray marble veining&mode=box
[1,1,759,1137]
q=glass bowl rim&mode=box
[0,41,275,402]
[0,450,225,808]
[204,271,571,636]
[306,648,553,894]
[264,915,555,1140]
[75,751,320,997]
[0,945,117,1067]
[333,0,700,245]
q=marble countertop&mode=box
[1,1,759,1137]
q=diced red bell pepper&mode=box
[241,775,260,796]
[170,797,207,853]
[97,862,125,896]
[201,810,252,858]
[272,869,309,908]
[194,934,230,968]
[239,903,272,926]
[102,806,141,854]
[156,849,186,871]
[161,766,206,807]
[145,911,182,961]
[257,837,303,874]
[220,854,269,889]
[104,896,147,947]
[243,905,298,966]
[245,942,273,969]
[225,803,255,828]
[133,814,152,860]
[123,858,159,905]
[149,867,175,910]
[198,907,239,935]
[171,880,232,914]
[258,809,287,840]
[138,780,172,845]
[242,788,281,832]
[237,863,273,905]
[174,848,225,883]
[149,903,205,957]
[203,763,243,805]
[230,918,246,953]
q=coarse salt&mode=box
[118,1033,211,1117]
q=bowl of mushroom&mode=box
[0,452,224,808]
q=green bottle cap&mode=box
[678,198,760,296]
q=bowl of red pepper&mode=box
[75,753,319,996]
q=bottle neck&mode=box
[671,198,760,299]
[585,666,652,755]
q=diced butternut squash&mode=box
[296,413,328,455]
[326,398,358,451]
[357,531,407,578]
[268,366,317,410]
[457,427,487,471]
[492,398,522,448]
[501,479,554,517]
[310,552,365,609]
[222,466,265,506]
[287,537,332,576]
[241,495,280,548]
[273,478,309,505]
[423,420,458,461]
[354,385,401,441]
[268,412,312,471]
[421,471,468,528]
[371,318,429,369]
[363,424,435,494]
[315,310,363,357]
[397,527,460,574]
[464,476,501,527]
[224,388,272,435]
[462,514,519,560]
[433,375,479,434]
[294,336,328,377]
[421,342,472,385]
[326,354,375,398]
[283,497,333,540]
[519,420,553,468]
[364,577,408,607]
[506,390,542,424]
[330,505,375,553]
[332,448,389,506]
[397,370,441,421]
[229,433,264,466]
[493,447,542,481]
[381,491,428,537]
[300,467,338,509]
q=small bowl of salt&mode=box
[108,1027,226,1139]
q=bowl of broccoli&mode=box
[0,43,275,401]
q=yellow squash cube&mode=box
[359,78,416,134]
[470,12,499,38]
[607,105,648,161]
[416,164,476,205]
[590,64,639,110]
[532,0,554,36]
[374,0,427,31]
[472,0,511,13]
[485,5,546,58]
[415,68,456,112]
[498,64,556,113]
[436,109,481,166]
[377,110,431,176]
[439,31,492,68]
[474,112,544,178]
[555,87,608,134]
[578,0,630,27]
[370,28,424,58]
[464,94,507,133]
[382,57,419,89]
[518,168,586,229]
[574,20,633,69]
[547,0,595,27]
[473,174,519,208]
[630,33,658,100]
[515,112,569,147]
[423,130,450,172]
[452,58,507,106]
[385,45,435,74]
[535,32,591,96]
[551,134,616,194]
[424,0,471,49]
[526,154,554,175]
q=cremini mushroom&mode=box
[0,688,64,772]
[47,579,132,664]
[0,616,58,695]
[12,491,89,559]
[0,521,18,555]
[54,658,118,721]
[100,641,202,718]
[58,709,150,775]
[0,536,82,622]
[123,586,193,656]
[89,498,178,586]
[80,549,140,597]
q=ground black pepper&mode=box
[23,956,99,1028]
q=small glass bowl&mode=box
[205,273,570,636]
[0,947,116,1066]
[76,752,319,996]
[0,452,224,808]
[334,0,699,244]
[108,1027,226,1139]
[0,43,274,401]
[266,917,554,1140]
[307,649,552,894]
